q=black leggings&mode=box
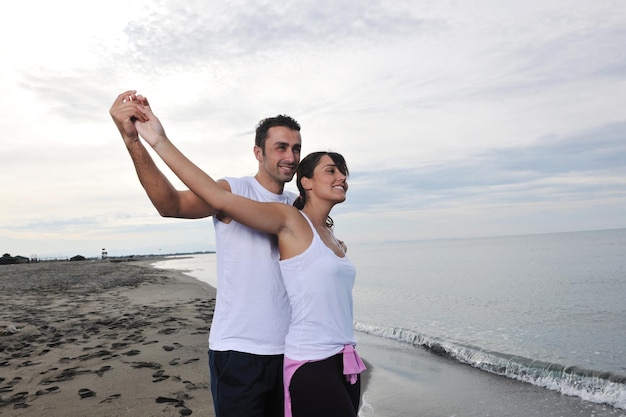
[289,353,361,417]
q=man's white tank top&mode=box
[280,212,357,361]
[209,176,296,354]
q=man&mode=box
[110,90,302,417]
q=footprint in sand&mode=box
[39,367,58,375]
[158,328,179,335]
[7,391,29,408]
[78,388,96,399]
[155,396,193,415]
[42,367,90,384]
[81,343,107,351]
[183,381,197,390]
[18,360,42,368]
[123,331,145,343]
[163,342,183,351]
[95,365,112,377]
[35,386,59,396]
[99,393,121,404]
[130,361,162,370]
[8,376,23,386]
[152,370,170,382]
[156,396,182,405]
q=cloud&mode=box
[344,121,626,212]
[18,72,115,123]
[487,29,626,98]
[120,0,430,69]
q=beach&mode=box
[3,255,625,417]
[0,259,216,417]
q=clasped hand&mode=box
[110,90,167,148]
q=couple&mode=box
[110,91,365,417]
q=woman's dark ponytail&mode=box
[293,194,305,210]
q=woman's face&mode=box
[309,154,348,203]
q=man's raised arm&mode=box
[109,90,220,219]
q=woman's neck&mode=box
[302,204,332,229]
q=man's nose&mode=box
[285,149,298,163]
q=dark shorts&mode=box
[209,349,284,417]
[289,353,361,417]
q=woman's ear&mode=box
[301,177,313,191]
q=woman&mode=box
[132,98,365,417]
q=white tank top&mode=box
[280,212,357,361]
[209,176,296,354]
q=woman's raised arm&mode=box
[134,97,295,237]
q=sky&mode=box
[1,0,625,259]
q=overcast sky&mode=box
[1,0,625,259]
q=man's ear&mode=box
[253,145,263,162]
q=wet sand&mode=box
[0,259,216,417]
[356,332,626,417]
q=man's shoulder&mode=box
[221,176,253,193]
[224,176,296,204]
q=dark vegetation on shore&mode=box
[0,251,215,266]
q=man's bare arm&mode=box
[110,90,219,219]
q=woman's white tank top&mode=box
[280,212,357,361]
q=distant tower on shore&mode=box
[101,248,108,259]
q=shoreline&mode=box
[355,331,626,417]
[3,258,624,417]
[133,257,626,416]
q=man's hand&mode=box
[109,90,149,144]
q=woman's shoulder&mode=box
[277,208,314,257]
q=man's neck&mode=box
[254,173,285,195]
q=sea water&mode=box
[349,228,626,411]
[151,228,626,410]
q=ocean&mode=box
[151,228,626,413]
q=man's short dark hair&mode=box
[255,115,301,151]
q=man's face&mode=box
[256,126,302,185]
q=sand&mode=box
[0,259,216,417]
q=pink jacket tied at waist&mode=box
[342,344,366,384]
[284,345,367,417]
